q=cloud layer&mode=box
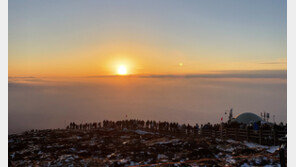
[9,72,287,134]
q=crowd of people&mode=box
[67,119,287,136]
[67,119,200,135]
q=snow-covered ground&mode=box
[9,129,284,166]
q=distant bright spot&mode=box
[117,65,127,75]
[179,62,183,67]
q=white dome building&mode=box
[232,112,262,124]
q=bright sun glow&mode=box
[117,65,127,75]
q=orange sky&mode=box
[9,0,286,77]
[8,41,287,77]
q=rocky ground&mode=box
[9,128,284,166]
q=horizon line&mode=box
[8,70,287,79]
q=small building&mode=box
[232,112,263,124]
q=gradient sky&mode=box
[9,0,287,77]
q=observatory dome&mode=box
[233,112,262,124]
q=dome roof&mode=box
[233,112,262,124]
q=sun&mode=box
[117,65,127,75]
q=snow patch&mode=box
[266,146,279,153]
[154,139,180,145]
[134,130,153,135]
[241,163,251,167]
[226,156,236,164]
[243,141,268,149]
[157,154,168,159]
